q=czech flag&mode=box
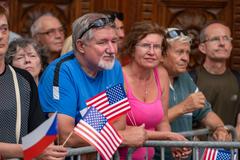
[22,112,58,160]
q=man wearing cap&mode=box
[38,13,146,150]
[154,28,230,160]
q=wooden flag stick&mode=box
[57,134,60,145]
[62,131,74,147]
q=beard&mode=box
[98,54,115,70]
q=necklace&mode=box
[143,72,153,102]
[143,79,148,102]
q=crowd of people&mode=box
[0,3,239,160]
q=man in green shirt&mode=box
[190,21,240,128]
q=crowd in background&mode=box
[0,3,239,160]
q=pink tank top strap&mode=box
[153,67,162,97]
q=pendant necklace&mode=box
[143,72,152,102]
[143,79,148,102]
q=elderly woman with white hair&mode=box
[153,28,230,160]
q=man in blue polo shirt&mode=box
[38,13,146,150]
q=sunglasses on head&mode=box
[166,29,188,39]
[79,17,114,39]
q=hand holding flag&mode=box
[74,107,122,160]
[68,84,131,160]
[22,112,59,160]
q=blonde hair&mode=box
[61,35,72,55]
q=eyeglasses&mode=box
[79,18,114,39]
[166,29,188,39]
[203,36,232,44]
[136,43,162,52]
[38,27,64,37]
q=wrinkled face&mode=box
[114,18,125,48]
[163,41,190,76]
[199,23,232,62]
[133,33,163,68]
[79,26,118,70]
[0,14,9,59]
[12,45,42,79]
[36,16,65,53]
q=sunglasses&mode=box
[79,18,114,39]
[166,29,188,39]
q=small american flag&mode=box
[74,107,122,160]
[202,148,237,160]
[86,84,131,120]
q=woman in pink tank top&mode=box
[119,22,190,160]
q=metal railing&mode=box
[66,125,240,160]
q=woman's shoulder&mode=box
[155,65,169,78]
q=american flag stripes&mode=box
[86,84,131,120]
[74,107,122,160]
[202,148,236,160]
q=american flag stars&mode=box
[73,84,130,160]
[106,84,126,105]
[74,106,122,160]
[83,107,107,132]
[86,83,131,121]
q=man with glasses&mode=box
[154,27,230,160]
[38,13,146,154]
[189,21,240,138]
[31,13,65,63]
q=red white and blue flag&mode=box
[74,106,122,160]
[86,84,131,121]
[22,112,58,160]
[202,148,237,160]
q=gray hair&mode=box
[72,13,114,52]
[199,21,230,43]
[30,13,57,37]
[166,28,192,45]
[199,25,208,43]
[6,38,48,69]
